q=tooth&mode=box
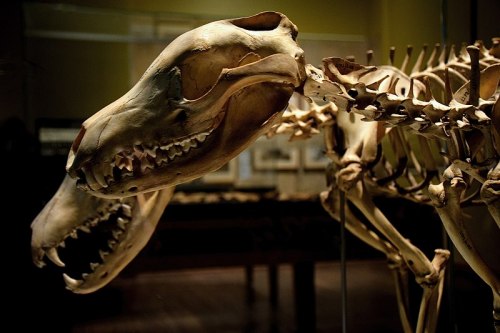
[167,147,177,159]
[108,239,117,248]
[144,146,157,158]
[134,145,144,153]
[161,143,172,150]
[63,273,83,290]
[89,218,99,227]
[83,167,101,191]
[99,250,109,260]
[111,203,122,211]
[117,217,127,230]
[70,230,78,239]
[93,168,108,188]
[181,140,191,152]
[90,262,100,271]
[123,158,133,172]
[112,230,123,239]
[122,204,132,217]
[196,133,208,143]
[82,273,89,280]
[102,212,111,220]
[79,225,91,233]
[59,240,66,248]
[47,248,65,267]
[190,139,198,148]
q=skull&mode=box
[66,11,306,198]
[31,175,173,294]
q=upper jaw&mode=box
[68,54,305,198]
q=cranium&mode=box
[31,175,173,294]
[66,11,306,198]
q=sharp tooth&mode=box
[167,147,177,159]
[134,145,144,153]
[63,273,83,290]
[124,158,134,172]
[89,218,99,227]
[122,204,132,217]
[108,239,117,248]
[102,212,111,220]
[190,138,198,148]
[144,146,157,158]
[196,133,208,143]
[117,217,127,230]
[70,230,78,239]
[181,140,191,152]
[93,168,108,188]
[111,203,122,211]
[90,262,100,271]
[59,240,66,248]
[161,143,172,150]
[79,225,91,233]
[47,248,65,267]
[112,230,123,240]
[99,250,109,260]
[83,167,101,191]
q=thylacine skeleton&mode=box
[270,40,500,332]
[31,11,499,333]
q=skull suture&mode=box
[31,175,173,294]
[66,11,306,198]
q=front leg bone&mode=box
[344,179,448,333]
[481,161,500,229]
[429,165,500,331]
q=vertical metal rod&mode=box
[340,190,347,333]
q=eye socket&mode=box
[174,110,188,122]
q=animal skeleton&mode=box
[31,11,499,332]
[270,41,500,332]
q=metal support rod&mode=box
[340,190,347,333]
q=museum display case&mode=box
[2,1,499,332]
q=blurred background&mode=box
[1,0,499,332]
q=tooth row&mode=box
[44,202,134,276]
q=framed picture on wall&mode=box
[303,136,329,170]
[202,158,238,184]
[252,136,300,171]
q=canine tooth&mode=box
[90,262,100,271]
[99,250,109,260]
[47,248,65,267]
[93,168,108,188]
[83,167,101,191]
[63,273,83,290]
[122,204,132,217]
[117,217,128,230]
[108,239,117,248]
